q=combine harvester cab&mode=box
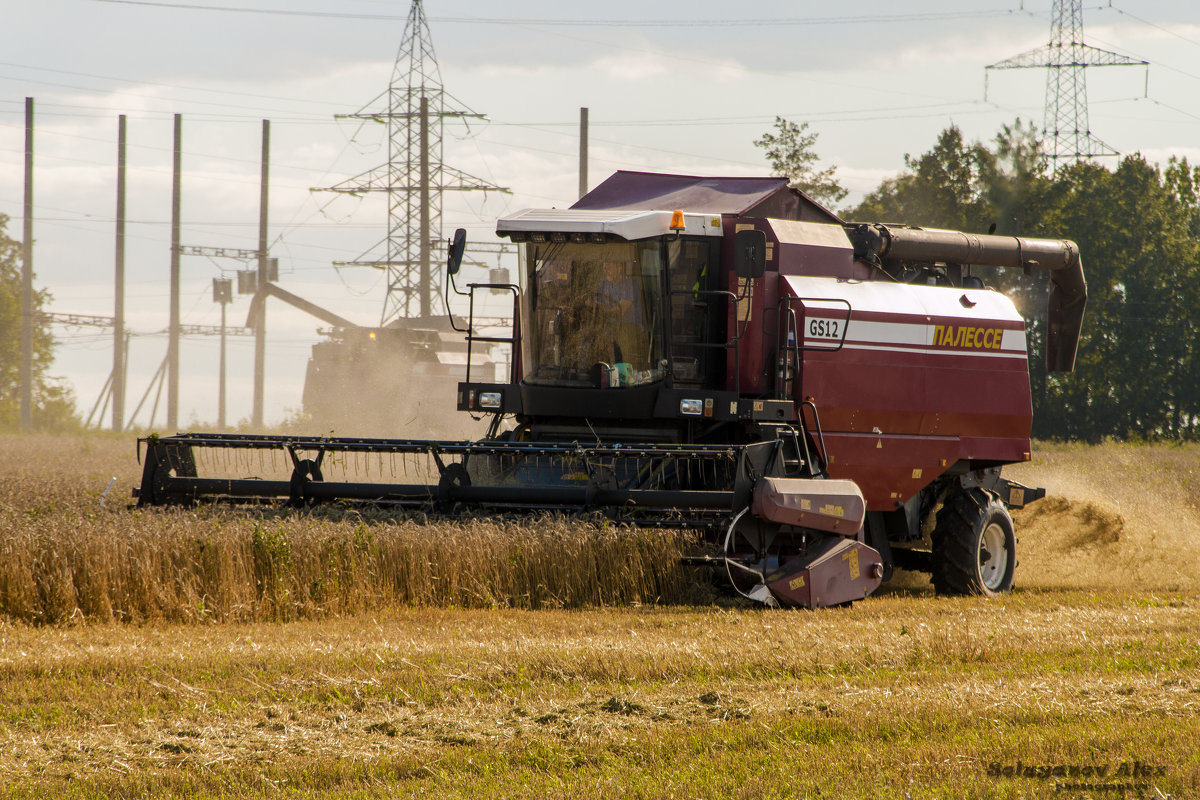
[138,171,1086,609]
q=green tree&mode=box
[1164,155,1200,238]
[1020,156,1200,440]
[754,117,848,208]
[980,119,1053,236]
[1162,156,1200,436]
[0,213,78,431]
[849,125,994,230]
[977,121,1057,419]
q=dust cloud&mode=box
[298,331,498,441]
[1006,444,1200,591]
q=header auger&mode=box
[137,170,1084,609]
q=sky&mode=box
[3,0,1198,430]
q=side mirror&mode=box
[734,229,767,279]
[447,228,467,276]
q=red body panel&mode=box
[782,276,1033,510]
[722,220,776,395]
[766,538,884,608]
[751,477,865,537]
[724,218,871,394]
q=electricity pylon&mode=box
[987,0,1147,171]
[320,0,509,324]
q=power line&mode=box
[0,60,345,110]
[89,1,1024,28]
[1079,31,1200,85]
[476,102,1009,172]
[486,101,991,129]
[1109,6,1200,51]
[0,126,339,176]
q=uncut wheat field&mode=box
[1,433,1197,799]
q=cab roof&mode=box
[571,170,842,224]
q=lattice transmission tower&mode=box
[321,0,509,324]
[987,0,1147,172]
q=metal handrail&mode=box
[462,282,520,384]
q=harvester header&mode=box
[138,170,1084,609]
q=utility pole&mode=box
[167,113,182,429]
[253,119,269,427]
[579,107,589,200]
[113,114,127,431]
[20,97,34,431]
[418,96,431,317]
[176,244,266,424]
[320,0,509,325]
[213,278,233,428]
[986,0,1147,171]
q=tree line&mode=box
[759,117,1200,441]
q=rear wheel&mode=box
[931,488,1015,596]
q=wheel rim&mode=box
[978,521,1010,591]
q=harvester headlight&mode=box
[479,392,502,409]
[680,398,704,416]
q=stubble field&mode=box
[1,434,1198,799]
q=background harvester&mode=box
[244,280,495,437]
[137,172,1086,609]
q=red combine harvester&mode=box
[137,172,1086,608]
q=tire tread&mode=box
[931,488,1014,596]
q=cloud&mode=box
[590,49,671,81]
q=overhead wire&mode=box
[0,59,349,111]
[13,4,1191,179]
[74,2,1025,103]
[2,123,343,175]
[87,1,1024,27]
[1108,6,1200,51]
